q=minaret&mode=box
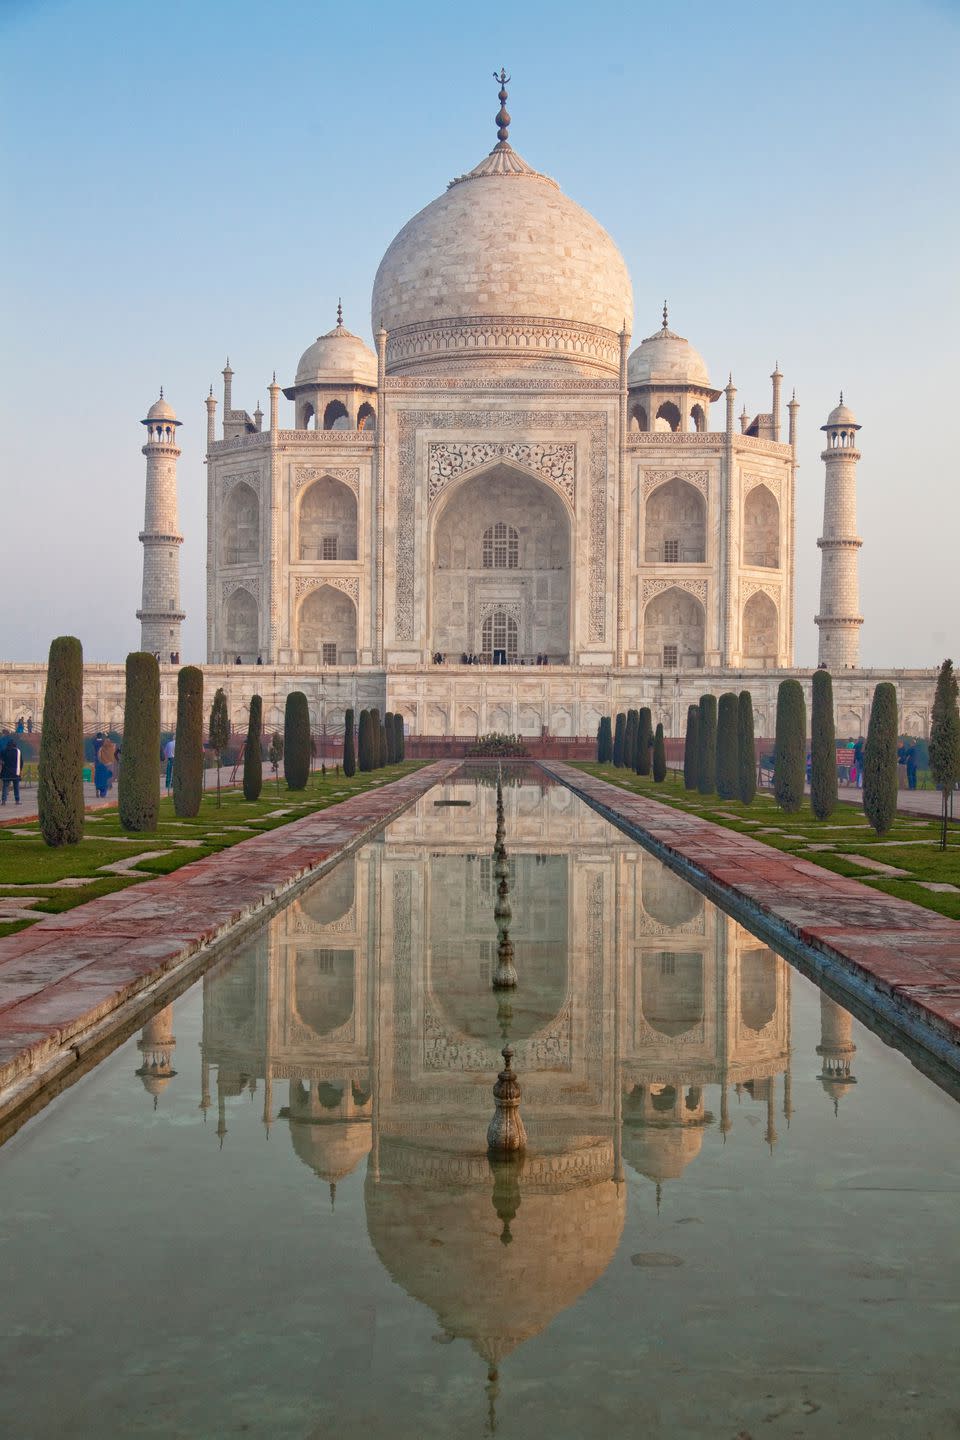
[137,391,185,659]
[816,993,857,1115]
[135,1005,177,1109]
[816,395,863,668]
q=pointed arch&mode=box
[298,584,357,665]
[224,587,258,660]
[743,484,780,568]
[323,399,350,431]
[655,400,681,433]
[641,952,705,1038]
[222,482,260,565]
[643,585,705,668]
[298,475,357,561]
[644,477,706,564]
[357,401,377,431]
[742,591,778,664]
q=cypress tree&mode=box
[358,709,372,772]
[612,712,626,767]
[652,722,667,782]
[930,658,960,850]
[268,732,283,794]
[172,665,204,818]
[38,635,85,846]
[716,692,739,800]
[208,686,230,808]
[385,711,396,764]
[284,691,311,790]
[597,716,613,764]
[810,670,838,821]
[773,678,806,813]
[624,710,639,775]
[394,711,405,762]
[368,708,382,768]
[863,681,899,836]
[243,694,263,801]
[343,707,356,777]
[683,704,700,791]
[118,651,160,832]
[698,694,717,795]
[637,707,653,777]
[737,691,756,806]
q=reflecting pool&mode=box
[2,772,959,1438]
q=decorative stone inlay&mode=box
[741,579,781,604]
[477,599,523,627]
[293,465,360,497]
[743,471,782,499]
[641,577,707,605]
[294,575,360,605]
[635,913,706,937]
[220,469,261,498]
[395,409,607,644]
[428,441,575,506]
[221,577,261,602]
[386,316,621,375]
[642,469,709,498]
[388,375,620,392]
[627,433,717,447]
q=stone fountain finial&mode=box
[492,930,518,990]
[487,1045,527,1154]
[493,68,511,148]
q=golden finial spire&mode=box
[493,68,511,147]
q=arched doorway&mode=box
[224,587,258,660]
[298,585,357,665]
[742,591,778,664]
[643,586,705,669]
[298,476,357,561]
[644,477,706,564]
[221,483,260,566]
[431,464,571,662]
[743,485,780,567]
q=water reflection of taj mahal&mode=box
[139,777,857,1373]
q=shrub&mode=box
[343,708,356,777]
[683,705,700,791]
[385,711,396,764]
[367,708,382,768]
[613,712,626,767]
[243,695,263,801]
[394,712,405,762]
[38,635,85,846]
[208,687,230,808]
[118,651,160,831]
[268,732,283,792]
[863,682,899,836]
[737,691,756,806]
[465,733,529,757]
[380,719,388,768]
[624,710,638,774]
[716,692,739,800]
[637,708,653,776]
[652,723,667,782]
[173,666,204,818]
[283,691,311,790]
[358,709,372,772]
[810,670,837,821]
[930,659,960,850]
[773,679,806,813]
[698,694,717,795]
[597,716,613,764]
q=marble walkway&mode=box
[0,761,458,1117]
[546,762,960,1071]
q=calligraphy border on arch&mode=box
[293,575,360,605]
[395,409,607,644]
[642,469,709,499]
[742,470,782,500]
[641,577,708,605]
[293,465,361,498]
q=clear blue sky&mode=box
[2,0,957,666]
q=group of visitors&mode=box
[435,653,553,666]
[13,715,31,734]
[151,652,181,664]
[234,656,264,665]
[1,731,22,805]
[898,740,919,791]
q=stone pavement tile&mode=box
[838,853,911,877]
[916,882,960,893]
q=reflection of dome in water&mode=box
[365,1141,624,1364]
[286,1117,372,1184]
[622,1124,705,1183]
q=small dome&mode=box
[295,318,377,388]
[628,312,712,390]
[146,391,176,421]
[823,397,860,429]
[287,1117,372,1182]
[622,1123,706,1183]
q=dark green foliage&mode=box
[369,708,383,768]
[208,687,230,807]
[637,708,653,776]
[612,713,626,767]
[38,635,85,847]
[624,710,638,774]
[930,659,960,849]
[863,682,899,836]
[597,716,613,763]
[652,723,666,782]
[172,666,204,818]
[697,694,717,796]
[343,708,356,777]
[358,710,373,772]
[243,695,263,801]
[773,679,806,813]
[716,692,739,800]
[385,712,396,764]
[683,705,700,791]
[268,732,283,793]
[283,691,311,790]
[737,691,756,806]
[118,652,160,832]
[810,670,837,821]
[394,712,405,762]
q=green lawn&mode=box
[571,762,960,920]
[0,763,425,930]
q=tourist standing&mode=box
[1,736,21,805]
[163,735,175,793]
[853,736,864,788]
[95,736,117,797]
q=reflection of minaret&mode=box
[135,1005,177,1109]
[816,994,857,1114]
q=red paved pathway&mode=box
[0,762,458,1115]
[547,762,960,1071]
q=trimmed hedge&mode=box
[118,651,160,831]
[343,708,356,777]
[930,659,960,850]
[810,670,837,820]
[683,705,700,790]
[173,666,204,818]
[637,708,653,776]
[597,716,612,763]
[774,678,806,813]
[385,711,396,764]
[283,691,311,790]
[613,712,626,767]
[624,710,638,775]
[737,690,756,806]
[243,695,263,801]
[716,692,739,800]
[697,694,717,796]
[394,711,405,762]
[863,682,898,836]
[358,709,373,772]
[38,635,85,846]
[652,723,667,782]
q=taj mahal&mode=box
[0,77,935,738]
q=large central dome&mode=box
[371,99,633,376]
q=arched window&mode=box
[222,483,260,566]
[629,403,648,433]
[655,400,681,433]
[689,403,706,433]
[322,399,350,431]
[300,402,316,431]
[481,610,518,660]
[481,522,519,570]
[743,485,780,568]
[357,401,376,431]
